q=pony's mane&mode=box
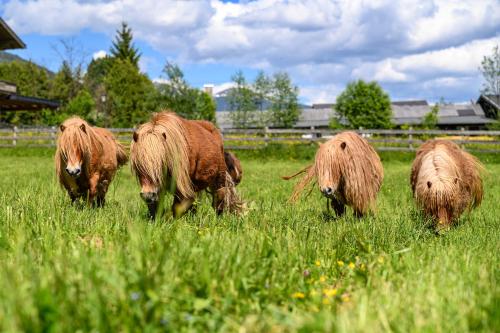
[287,131,383,213]
[130,111,194,199]
[415,144,460,212]
[413,140,484,216]
[55,117,104,178]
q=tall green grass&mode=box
[0,151,498,332]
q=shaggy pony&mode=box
[283,131,384,217]
[55,116,128,206]
[410,139,483,230]
[130,111,242,219]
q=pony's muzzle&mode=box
[65,166,81,177]
[321,187,334,197]
[140,191,159,204]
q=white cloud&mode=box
[2,0,499,102]
[352,37,500,82]
[92,50,107,60]
[300,84,343,105]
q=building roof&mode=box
[215,99,494,128]
[478,94,500,109]
[392,100,428,106]
[0,18,25,50]
[0,93,60,111]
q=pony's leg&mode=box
[96,180,110,207]
[88,173,100,206]
[212,187,226,215]
[172,196,196,218]
[331,198,346,217]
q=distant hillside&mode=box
[0,51,54,75]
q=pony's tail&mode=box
[116,142,128,167]
[286,165,316,203]
[281,165,311,180]
[468,154,485,208]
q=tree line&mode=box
[0,22,302,129]
[0,21,497,130]
[0,23,216,127]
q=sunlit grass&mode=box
[0,150,498,332]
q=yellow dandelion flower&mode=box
[319,275,326,282]
[337,260,344,267]
[377,256,384,264]
[341,294,350,302]
[323,288,337,297]
[322,298,331,305]
[348,262,355,269]
[292,292,305,299]
[315,260,321,267]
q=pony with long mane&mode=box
[283,131,384,217]
[130,111,242,218]
[55,116,128,206]
[411,139,483,231]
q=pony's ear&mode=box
[340,142,347,150]
[80,123,86,133]
[162,132,167,140]
[59,124,65,132]
[133,131,138,142]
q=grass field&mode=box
[0,149,498,332]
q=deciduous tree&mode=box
[334,80,392,129]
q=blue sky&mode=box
[1,0,499,105]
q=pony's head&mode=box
[56,117,92,178]
[130,112,194,215]
[315,139,346,198]
[224,151,243,185]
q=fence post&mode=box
[51,126,56,147]
[264,126,269,147]
[310,126,316,143]
[460,127,465,149]
[409,126,413,150]
[12,126,17,147]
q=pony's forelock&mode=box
[55,117,97,177]
[130,112,194,198]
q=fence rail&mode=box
[1,127,499,153]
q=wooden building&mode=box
[0,18,59,112]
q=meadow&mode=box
[0,148,498,332]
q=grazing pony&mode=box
[283,131,384,217]
[224,151,243,185]
[55,117,128,206]
[130,111,242,219]
[410,139,483,230]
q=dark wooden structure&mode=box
[0,18,59,112]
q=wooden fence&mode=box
[1,126,500,153]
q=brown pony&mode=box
[130,111,242,218]
[55,117,128,206]
[283,131,384,217]
[410,139,483,230]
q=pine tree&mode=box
[110,22,141,68]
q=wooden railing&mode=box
[1,126,499,153]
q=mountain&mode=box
[0,51,55,75]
